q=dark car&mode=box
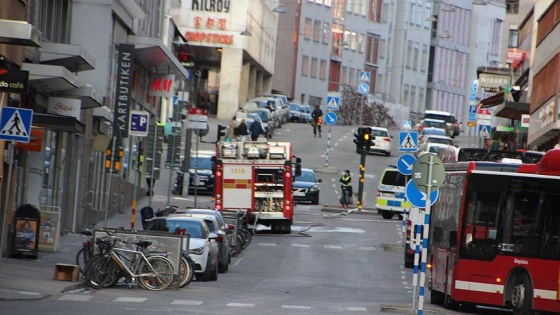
[292,168,321,205]
[187,151,215,195]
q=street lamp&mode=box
[240,29,252,36]
[273,4,287,13]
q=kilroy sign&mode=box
[0,69,29,94]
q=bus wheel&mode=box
[429,289,444,305]
[444,293,457,310]
[511,272,534,315]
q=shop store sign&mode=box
[48,97,81,120]
[0,70,29,94]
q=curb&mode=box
[321,205,377,214]
[313,166,339,175]
[380,304,445,314]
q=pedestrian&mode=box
[311,105,323,137]
[249,118,264,141]
[339,170,352,209]
[226,116,238,141]
[198,91,211,112]
[236,119,249,141]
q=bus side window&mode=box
[543,196,560,259]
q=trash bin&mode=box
[11,204,41,259]
[140,206,154,230]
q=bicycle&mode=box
[76,227,94,276]
[85,231,175,291]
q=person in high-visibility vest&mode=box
[339,170,352,209]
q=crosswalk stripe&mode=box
[114,297,147,303]
[227,302,255,307]
[282,305,311,309]
[258,243,277,246]
[58,295,92,301]
[324,245,343,249]
[171,300,203,305]
[291,243,310,247]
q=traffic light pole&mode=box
[357,150,366,211]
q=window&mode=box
[508,29,519,48]
[358,33,365,53]
[334,0,346,20]
[410,86,416,107]
[378,38,386,59]
[341,66,348,85]
[349,68,355,87]
[369,0,382,23]
[421,44,428,72]
[328,60,341,91]
[324,0,332,7]
[313,20,321,42]
[322,22,331,44]
[403,84,409,106]
[343,30,351,50]
[413,43,420,71]
[311,57,318,78]
[37,0,71,43]
[302,55,310,76]
[304,18,312,40]
[320,59,327,80]
[331,23,344,57]
[491,19,503,56]
[406,41,413,69]
[365,34,380,65]
[364,65,377,94]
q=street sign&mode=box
[359,71,371,83]
[0,107,33,143]
[326,96,340,111]
[411,153,445,189]
[358,83,370,95]
[406,180,439,208]
[129,110,150,137]
[398,132,418,152]
[325,111,338,125]
[478,124,491,138]
[397,154,416,176]
[402,120,412,131]
[188,107,208,129]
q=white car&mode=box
[145,217,219,282]
[356,126,393,156]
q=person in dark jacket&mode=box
[311,105,323,137]
[249,119,264,141]
[236,119,249,141]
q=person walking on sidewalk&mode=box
[339,170,352,209]
[311,105,323,137]
[236,119,249,141]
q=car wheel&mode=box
[218,260,228,273]
[386,151,391,157]
[381,211,394,220]
[195,256,213,282]
[311,196,319,205]
[209,260,218,281]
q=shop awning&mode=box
[22,63,80,92]
[32,112,85,134]
[39,42,95,72]
[479,89,528,119]
[0,19,42,47]
[128,36,191,80]
[52,86,103,109]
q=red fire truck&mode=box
[213,141,297,233]
[428,149,560,314]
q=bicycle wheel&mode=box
[137,256,174,291]
[241,228,253,249]
[85,254,120,289]
[76,247,90,276]
[171,255,195,288]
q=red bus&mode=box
[428,149,560,314]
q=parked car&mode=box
[292,168,321,205]
[145,216,219,282]
[246,108,274,138]
[261,94,291,124]
[419,134,454,147]
[300,104,313,123]
[418,127,449,142]
[417,118,451,137]
[289,103,303,122]
[171,213,231,273]
[356,126,393,156]
[416,142,454,158]
[375,167,410,220]
[187,150,215,195]
[246,97,284,127]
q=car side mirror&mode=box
[317,178,322,182]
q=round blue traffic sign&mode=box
[325,112,338,125]
[405,180,439,208]
[397,154,416,176]
[358,83,370,95]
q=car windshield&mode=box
[189,156,213,169]
[146,219,204,238]
[295,171,316,182]
[290,104,300,111]
[256,100,276,110]
[381,171,409,186]
[252,111,268,122]
[204,219,216,232]
[423,120,446,129]
[421,128,447,136]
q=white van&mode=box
[375,167,411,219]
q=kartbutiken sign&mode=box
[0,70,29,94]
[114,43,135,138]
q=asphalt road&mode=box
[0,123,512,315]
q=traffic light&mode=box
[217,124,227,141]
[362,128,371,151]
[354,132,364,152]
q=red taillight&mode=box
[383,137,390,142]
[405,220,412,240]
[83,242,90,247]
[376,189,380,197]
[216,235,224,243]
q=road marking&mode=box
[114,297,147,303]
[291,243,310,248]
[258,243,278,246]
[324,245,343,249]
[364,174,376,179]
[282,305,311,309]
[227,303,255,307]
[18,291,41,296]
[58,295,92,301]
[171,300,203,305]
[358,247,376,251]
[232,257,243,266]
[343,306,368,312]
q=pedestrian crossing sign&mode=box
[326,96,340,111]
[398,132,418,152]
[359,71,370,83]
[0,107,33,143]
